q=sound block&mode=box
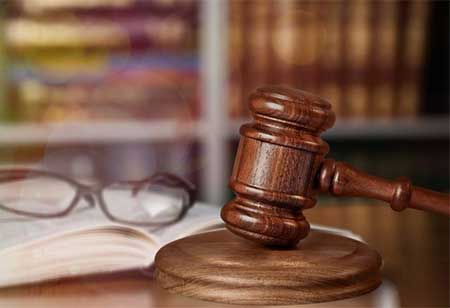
[155,229,382,305]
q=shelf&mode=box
[1,116,447,146]
[229,117,450,140]
[0,120,200,145]
[325,117,449,139]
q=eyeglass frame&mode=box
[0,168,196,227]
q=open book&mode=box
[0,194,363,289]
[0,199,224,288]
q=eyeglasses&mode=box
[0,169,196,227]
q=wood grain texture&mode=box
[222,85,332,246]
[223,85,450,247]
[154,229,382,305]
[318,159,450,216]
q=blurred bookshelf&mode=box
[0,1,448,205]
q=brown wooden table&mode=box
[0,203,448,307]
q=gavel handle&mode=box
[318,159,450,216]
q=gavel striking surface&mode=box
[156,85,448,305]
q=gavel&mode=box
[221,85,450,247]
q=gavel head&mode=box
[221,85,336,247]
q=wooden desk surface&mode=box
[0,203,448,307]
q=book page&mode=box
[0,201,114,251]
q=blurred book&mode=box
[228,0,431,120]
[5,15,196,51]
[10,55,198,122]
[10,0,198,15]
[3,0,200,123]
[396,1,429,117]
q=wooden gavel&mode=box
[221,86,450,247]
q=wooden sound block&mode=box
[155,229,382,305]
